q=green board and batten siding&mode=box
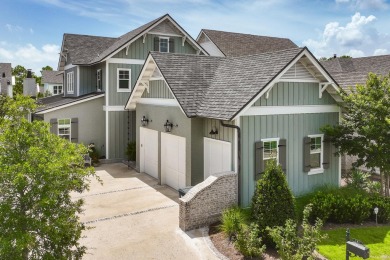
[79,63,106,96]
[142,80,174,99]
[240,82,340,206]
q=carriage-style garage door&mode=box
[161,133,186,190]
[140,127,158,179]
[204,138,232,179]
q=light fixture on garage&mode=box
[209,127,218,135]
[164,120,174,132]
[141,116,149,126]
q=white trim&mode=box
[107,58,145,65]
[261,137,280,164]
[243,105,339,116]
[77,66,80,96]
[307,134,324,175]
[35,94,104,114]
[148,32,181,37]
[103,105,127,111]
[277,78,320,83]
[137,98,179,107]
[105,62,109,159]
[58,118,71,141]
[64,64,76,70]
[235,117,240,173]
[66,71,74,94]
[97,69,102,91]
[117,68,131,92]
[235,49,339,119]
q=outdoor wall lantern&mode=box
[164,120,177,132]
[209,127,218,135]
[141,116,149,126]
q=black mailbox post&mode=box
[346,229,370,259]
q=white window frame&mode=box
[58,118,71,141]
[97,69,102,90]
[53,85,58,95]
[67,72,74,94]
[308,134,324,175]
[159,37,169,53]
[261,138,280,164]
[58,85,63,94]
[117,68,131,92]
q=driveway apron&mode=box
[77,163,219,260]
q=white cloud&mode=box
[374,48,388,55]
[303,12,390,58]
[5,24,23,32]
[0,43,60,75]
[335,0,389,9]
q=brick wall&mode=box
[179,171,238,231]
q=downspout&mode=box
[220,120,241,206]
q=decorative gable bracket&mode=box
[143,34,147,44]
[125,43,131,55]
[140,81,150,93]
[182,36,186,47]
[319,82,339,98]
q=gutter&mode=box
[220,120,241,206]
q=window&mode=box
[67,72,74,94]
[159,37,169,53]
[263,138,279,163]
[309,135,323,171]
[58,119,71,141]
[53,85,63,95]
[97,69,102,90]
[117,68,131,92]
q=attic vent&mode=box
[281,61,317,81]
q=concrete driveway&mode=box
[77,163,220,260]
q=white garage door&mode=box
[204,138,232,179]
[161,133,186,190]
[140,127,158,179]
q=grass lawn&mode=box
[318,225,390,259]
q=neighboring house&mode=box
[321,54,390,174]
[0,63,14,97]
[197,29,297,57]
[41,70,63,96]
[33,14,206,160]
[126,47,342,206]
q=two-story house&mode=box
[34,14,206,160]
[0,63,14,97]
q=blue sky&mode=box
[1,0,390,75]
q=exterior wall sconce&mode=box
[209,127,218,135]
[164,120,177,132]
[141,116,149,126]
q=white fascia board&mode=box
[196,31,225,57]
[242,105,340,116]
[35,94,104,114]
[103,105,127,111]
[137,98,179,107]
[64,64,76,70]
[147,32,182,37]
[107,58,145,65]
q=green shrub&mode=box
[126,142,136,161]
[369,194,390,223]
[251,160,295,245]
[267,204,327,260]
[235,223,266,258]
[346,169,371,190]
[310,187,371,224]
[219,206,246,240]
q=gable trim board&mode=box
[137,98,179,107]
[100,14,208,65]
[243,105,339,116]
[234,48,339,120]
[103,106,127,111]
[107,58,145,65]
[35,94,105,114]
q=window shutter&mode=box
[279,139,287,173]
[169,38,174,53]
[303,136,311,172]
[50,118,57,134]
[255,141,264,180]
[323,136,331,169]
[71,118,78,143]
[154,37,159,51]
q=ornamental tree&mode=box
[0,95,97,259]
[322,72,390,196]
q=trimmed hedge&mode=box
[308,187,390,224]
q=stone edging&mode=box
[201,226,229,260]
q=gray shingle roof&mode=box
[151,48,303,120]
[201,29,298,57]
[35,92,104,113]
[63,34,117,65]
[321,55,390,91]
[41,70,63,84]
